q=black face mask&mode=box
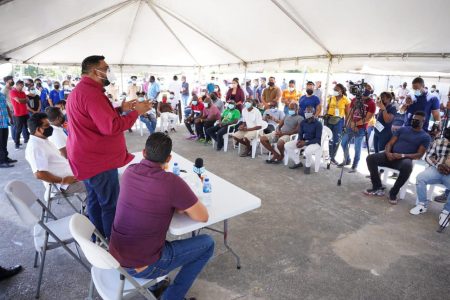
[9,81,14,87]
[42,126,54,137]
[411,119,422,129]
[101,78,110,87]
[54,85,60,89]
[306,89,313,95]
[268,82,274,87]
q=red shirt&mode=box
[9,88,28,116]
[350,98,376,129]
[191,102,204,115]
[109,160,198,267]
[66,76,138,180]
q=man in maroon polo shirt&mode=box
[66,55,151,238]
[9,80,30,150]
[109,133,214,300]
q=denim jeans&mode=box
[181,94,189,107]
[83,169,119,239]
[13,115,30,146]
[340,127,365,168]
[326,118,344,158]
[140,115,157,134]
[416,166,450,211]
[373,130,392,153]
[126,235,215,300]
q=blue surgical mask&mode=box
[192,100,198,105]
[414,89,422,97]
[245,102,252,109]
[228,104,235,109]
[138,97,145,102]
[270,108,277,113]
[305,112,314,119]
[204,102,209,108]
[288,110,296,116]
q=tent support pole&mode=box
[323,57,333,113]
[120,65,124,94]
[386,75,390,90]
[119,0,141,64]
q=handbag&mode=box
[324,96,342,125]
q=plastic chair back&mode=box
[69,214,120,270]
[321,126,333,146]
[4,180,39,226]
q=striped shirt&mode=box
[425,138,450,167]
[0,92,10,128]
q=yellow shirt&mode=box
[282,89,301,104]
[326,96,350,118]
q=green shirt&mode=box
[221,109,240,124]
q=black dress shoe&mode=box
[0,162,14,168]
[6,158,18,163]
[0,265,22,281]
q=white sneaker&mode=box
[410,203,427,215]
[439,210,450,228]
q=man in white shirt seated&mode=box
[45,107,68,159]
[25,113,85,194]
[233,99,264,157]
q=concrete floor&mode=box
[1,125,450,300]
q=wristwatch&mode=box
[401,154,405,158]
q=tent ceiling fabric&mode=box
[0,0,449,73]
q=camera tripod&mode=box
[329,98,371,186]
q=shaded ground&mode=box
[1,125,450,300]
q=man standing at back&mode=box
[66,55,151,239]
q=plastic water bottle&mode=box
[202,177,212,206]
[172,162,180,176]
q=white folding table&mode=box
[118,151,261,269]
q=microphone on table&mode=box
[193,158,205,179]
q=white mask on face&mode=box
[332,91,340,97]
[289,87,294,92]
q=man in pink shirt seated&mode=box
[109,132,214,300]
[66,55,151,239]
[194,97,221,144]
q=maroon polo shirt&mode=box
[109,159,198,268]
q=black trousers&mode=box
[195,120,216,140]
[366,152,413,197]
[207,125,236,149]
[0,128,9,163]
[13,115,29,146]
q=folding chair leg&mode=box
[87,277,94,300]
[35,234,49,299]
[33,251,39,268]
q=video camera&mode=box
[348,79,366,99]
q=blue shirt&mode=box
[375,104,397,133]
[392,126,431,154]
[0,92,9,128]
[147,82,160,100]
[182,82,189,96]
[297,118,322,146]
[256,85,266,102]
[206,82,215,94]
[405,92,440,130]
[40,88,50,111]
[298,95,321,117]
[49,89,62,105]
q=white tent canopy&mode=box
[1,0,450,73]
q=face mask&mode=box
[305,112,314,119]
[268,82,275,87]
[138,97,145,102]
[363,90,371,97]
[120,95,126,101]
[228,104,235,109]
[431,88,436,92]
[192,100,198,105]
[288,87,294,92]
[204,103,210,108]
[97,69,116,87]
[64,85,70,90]
[9,81,14,87]
[54,85,60,89]
[332,91,340,97]
[169,95,174,99]
[214,88,219,92]
[245,102,252,109]
[132,80,137,85]
[288,110,296,116]
[411,119,422,129]
[306,89,313,95]
[270,107,277,112]
[414,89,422,97]
[29,89,36,94]
[42,126,54,137]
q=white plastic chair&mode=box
[379,167,408,200]
[43,182,86,218]
[4,180,89,299]
[320,126,333,170]
[223,123,239,152]
[266,133,298,166]
[133,118,144,136]
[237,121,268,158]
[69,214,165,300]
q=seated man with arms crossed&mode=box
[158,92,178,133]
[25,113,85,195]
[284,106,322,174]
[262,102,303,164]
[109,133,214,300]
[410,127,450,227]
[233,99,264,157]
[206,100,241,151]
[364,111,431,204]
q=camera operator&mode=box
[410,127,450,228]
[338,83,376,173]
[373,92,397,153]
[364,111,431,204]
[400,77,440,134]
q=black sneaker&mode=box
[330,158,338,165]
[363,188,385,197]
[348,166,357,173]
[388,193,398,205]
[0,265,22,281]
[434,192,449,203]
[289,162,303,169]
[337,161,351,168]
[14,145,20,150]
[6,158,18,163]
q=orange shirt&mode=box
[282,89,301,105]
